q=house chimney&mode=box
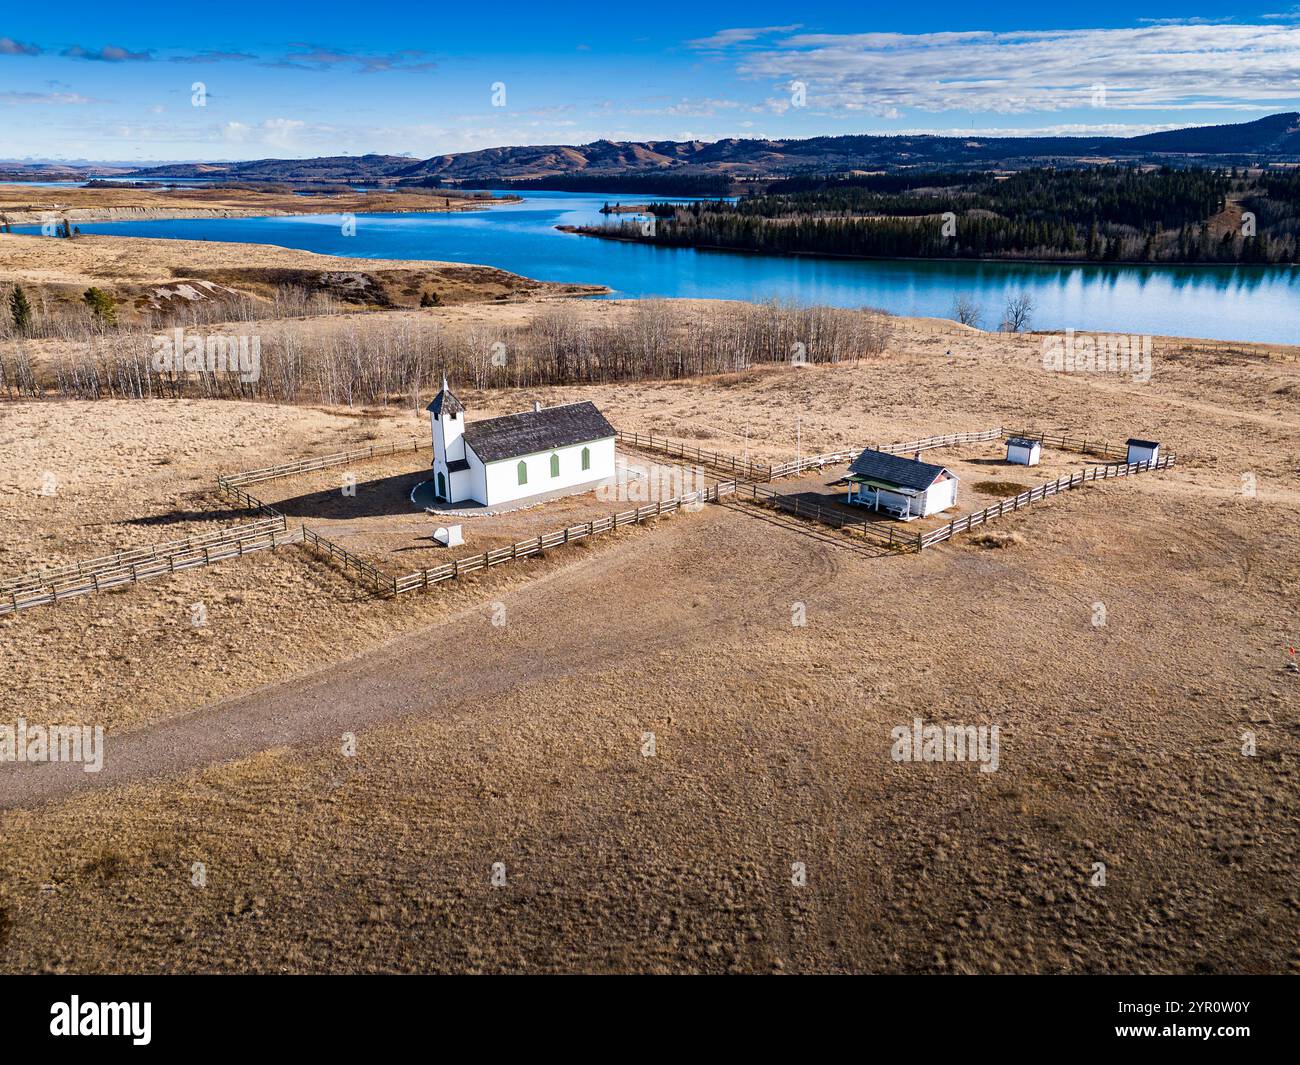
[533,400,542,413]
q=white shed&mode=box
[846,449,959,520]
[1126,438,1161,465]
[1006,436,1042,466]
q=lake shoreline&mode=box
[12,190,1297,344]
[557,225,1299,271]
[0,183,521,227]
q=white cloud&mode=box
[716,23,1300,115]
[688,25,802,50]
[261,118,306,148]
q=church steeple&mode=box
[427,375,465,418]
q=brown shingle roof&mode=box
[463,401,615,464]
[848,448,952,492]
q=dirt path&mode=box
[0,507,842,810]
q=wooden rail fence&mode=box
[1,517,286,598]
[301,527,396,596]
[216,482,286,521]
[614,430,772,481]
[390,485,734,595]
[731,481,914,550]
[1,520,297,615]
[874,427,1004,458]
[219,437,429,488]
[918,455,1177,549]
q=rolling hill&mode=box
[117,112,1300,187]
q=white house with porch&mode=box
[426,380,617,507]
[845,448,959,520]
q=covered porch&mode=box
[846,476,921,521]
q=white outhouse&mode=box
[1126,438,1161,465]
[1006,436,1042,466]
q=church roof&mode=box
[463,401,615,464]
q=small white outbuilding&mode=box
[1006,436,1042,466]
[846,448,959,520]
[1126,438,1161,465]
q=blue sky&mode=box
[2,2,1299,161]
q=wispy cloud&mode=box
[0,90,100,105]
[8,37,429,71]
[718,23,1300,115]
[221,117,307,148]
[62,44,152,62]
[266,44,436,73]
[1137,16,1235,25]
[688,25,802,50]
[0,36,41,56]
[169,50,258,64]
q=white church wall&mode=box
[481,436,615,506]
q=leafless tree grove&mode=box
[0,291,893,406]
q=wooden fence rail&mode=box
[0,524,299,616]
[390,485,729,595]
[918,454,1177,549]
[216,482,286,521]
[0,516,286,597]
[732,481,916,550]
[219,437,429,488]
[614,430,772,481]
[874,427,1005,457]
[300,527,397,596]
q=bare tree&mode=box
[950,294,983,328]
[1000,293,1035,333]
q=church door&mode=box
[437,471,446,500]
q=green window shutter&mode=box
[550,453,560,478]
[517,460,527,485]
[581,446,590,471]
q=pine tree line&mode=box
[614,167,1299,264]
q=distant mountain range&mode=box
[17,112,1300,188]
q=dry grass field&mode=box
[0,302,1296,973]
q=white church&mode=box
[425,380,617,507]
